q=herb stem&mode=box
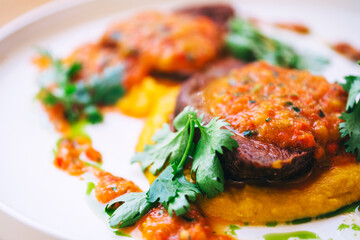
[176,117,195,172]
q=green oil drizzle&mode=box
[69,120,89,138]
[225,224,241,235]
[316,201,360,219]
[291,217,312,225]
[114,230,132,238]
[276,201,360,228]
[263,231,320,240]
[86,182,96,196]
[338,223,350,231]
[352,224,360,231]
[266,221,278,227]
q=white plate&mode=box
[0,0,360,239]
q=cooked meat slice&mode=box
[175,57,245,114]
[174,58,317,181]
[220,134,314,181]
[176,4,235,28]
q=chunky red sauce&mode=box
[101,11,223,74]
[203,61,347,158]
[275,22,310,34]
[54,137,102,176]
[53,137,233,239]
[333,42,360,62]
[139,205,233,240]
[94,171,141,204]
[67,43,149,89]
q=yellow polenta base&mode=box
[200,164,360,224]
[132,77,360,225]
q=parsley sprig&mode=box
[225,18,328,70]
[339,62,360,160]
[37,51,125,124]
[105,107,238,228]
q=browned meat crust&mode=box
[176,3,235,28]
[174,57,315,182]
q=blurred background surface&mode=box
[0,2,54,240]
[0,0,51,26]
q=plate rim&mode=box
[0,1,94,239]
[0,0,92,43]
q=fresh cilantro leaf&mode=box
[192,118,238,198]
[146,167,178,203]
[106,166,200,228]
[38,90,59,106]
[345,79,360,110]
[226,18,328,71]
[84,105,103,124]
[67,62,82,79]
[339,66,360,160]
[226,18,300,68]
[111,108,237,228]
[172,106,199,129]
[340,75,360,92]
[89,65,125,105]
[131,122,191,175]
[147,166,200,217]
[36,50,125,124]
[132,107,200,175]
[167,174,200,216]
[105,192,154,228]
[193,153,224,198]
[339,104,360,160]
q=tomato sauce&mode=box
[101,11,223,74]
[203,61,347,159]
[333,42,360,62]
[54,137,102,176]
[53,136,232,239]
[139,205,234,240]
[275,22,310,34]
[94,171,141,204]
[66,43,149,89]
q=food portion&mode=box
[54,137,102,176]
[202,161,360,224]
[226,19,305,69]
[108,108,238,227]
[33,2,360,240]
[138,205,233,240]
[176,60,347,181]
[143,62,360,225]
[66,43,148,89]
[34,52,126,130]
[101,11,224,75]
[34,5,234,130]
